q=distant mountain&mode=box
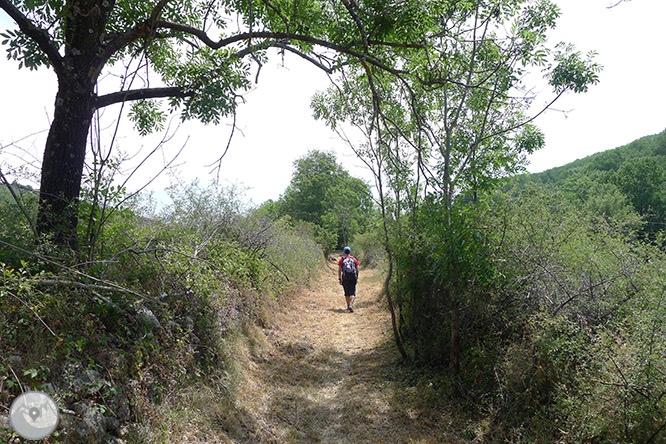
[524,128,666,185]
[519,127,666,236]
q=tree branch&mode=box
[31,279,137,296]
[272,42,335,74]
[0,238,162,304]
[607,0,631,8]
[154,22,408,75]
[5,289,56,336]
[99,0,172,65]
[95,86,191,109]
[0,0,63,74]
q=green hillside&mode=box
[527,127,666,184]
[521,127,666,236]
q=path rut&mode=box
[232,259,453,444]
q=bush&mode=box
[0,183,38,267]
[385,184,666,442]
[485,185,666,442]
[351,230,385,268]
[0,180,324,442]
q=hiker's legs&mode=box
[342,280,357,310]
[350,281,356,308]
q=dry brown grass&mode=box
[146,259,463,443]
[227,259,459,444]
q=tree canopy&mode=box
[0,0,436,248]
[310,0,600,369]
[271,149,372,251]
[1,0,599,252]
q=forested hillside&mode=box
[527,128,666,184]
[522,128,666,236]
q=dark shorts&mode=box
[342,278,357,296]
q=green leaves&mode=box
[167,48,252,124]
[549,43,601,94]
[128,100,166,136]
[1,28,51,70]
[276,150,373,250]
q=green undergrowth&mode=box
[0,181,324,443]
[387,184,666,443]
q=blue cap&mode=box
[343,247,351,254]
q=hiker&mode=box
[338,246,359,312]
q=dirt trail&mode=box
[233,258,453,444]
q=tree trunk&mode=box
[450,291,461,375]
[36,79,95,249]
[33,0,112,250]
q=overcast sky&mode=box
[1,0,665,205]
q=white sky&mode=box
[1,0,665,206]
[528,0,666,173]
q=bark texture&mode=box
[35,0,111,248]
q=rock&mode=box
[61,400,125,444]
[136,306,162,332]
[7,355,22,367]
[109,386,131,424]
[65,401,107,444]
[68,367,106,396]
[104,416,120,434]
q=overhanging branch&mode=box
[0,0,63,74]
[95,86,191,109]
[272,42,335,74]
[100,0,173,64]
[154,22,410,76]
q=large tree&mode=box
[279,149,372,248]
[0,0,441,249]
[312,0,601,368]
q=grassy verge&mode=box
[0,182,324,443]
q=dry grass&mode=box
[146,258,464,443]
[229,258,458,444]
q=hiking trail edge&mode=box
[231,258,453,444]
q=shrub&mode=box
[351,230,385,268]
[0,180,324,442]
[486,185,666,442]
[385,183,666,442]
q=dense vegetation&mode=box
[346,130,666,442]
[522,127,666,238]
[0,179,324,442]
[261,150,373,254]
[395,185,666,442]
[309,28,662,442]
[5,0,664,442]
